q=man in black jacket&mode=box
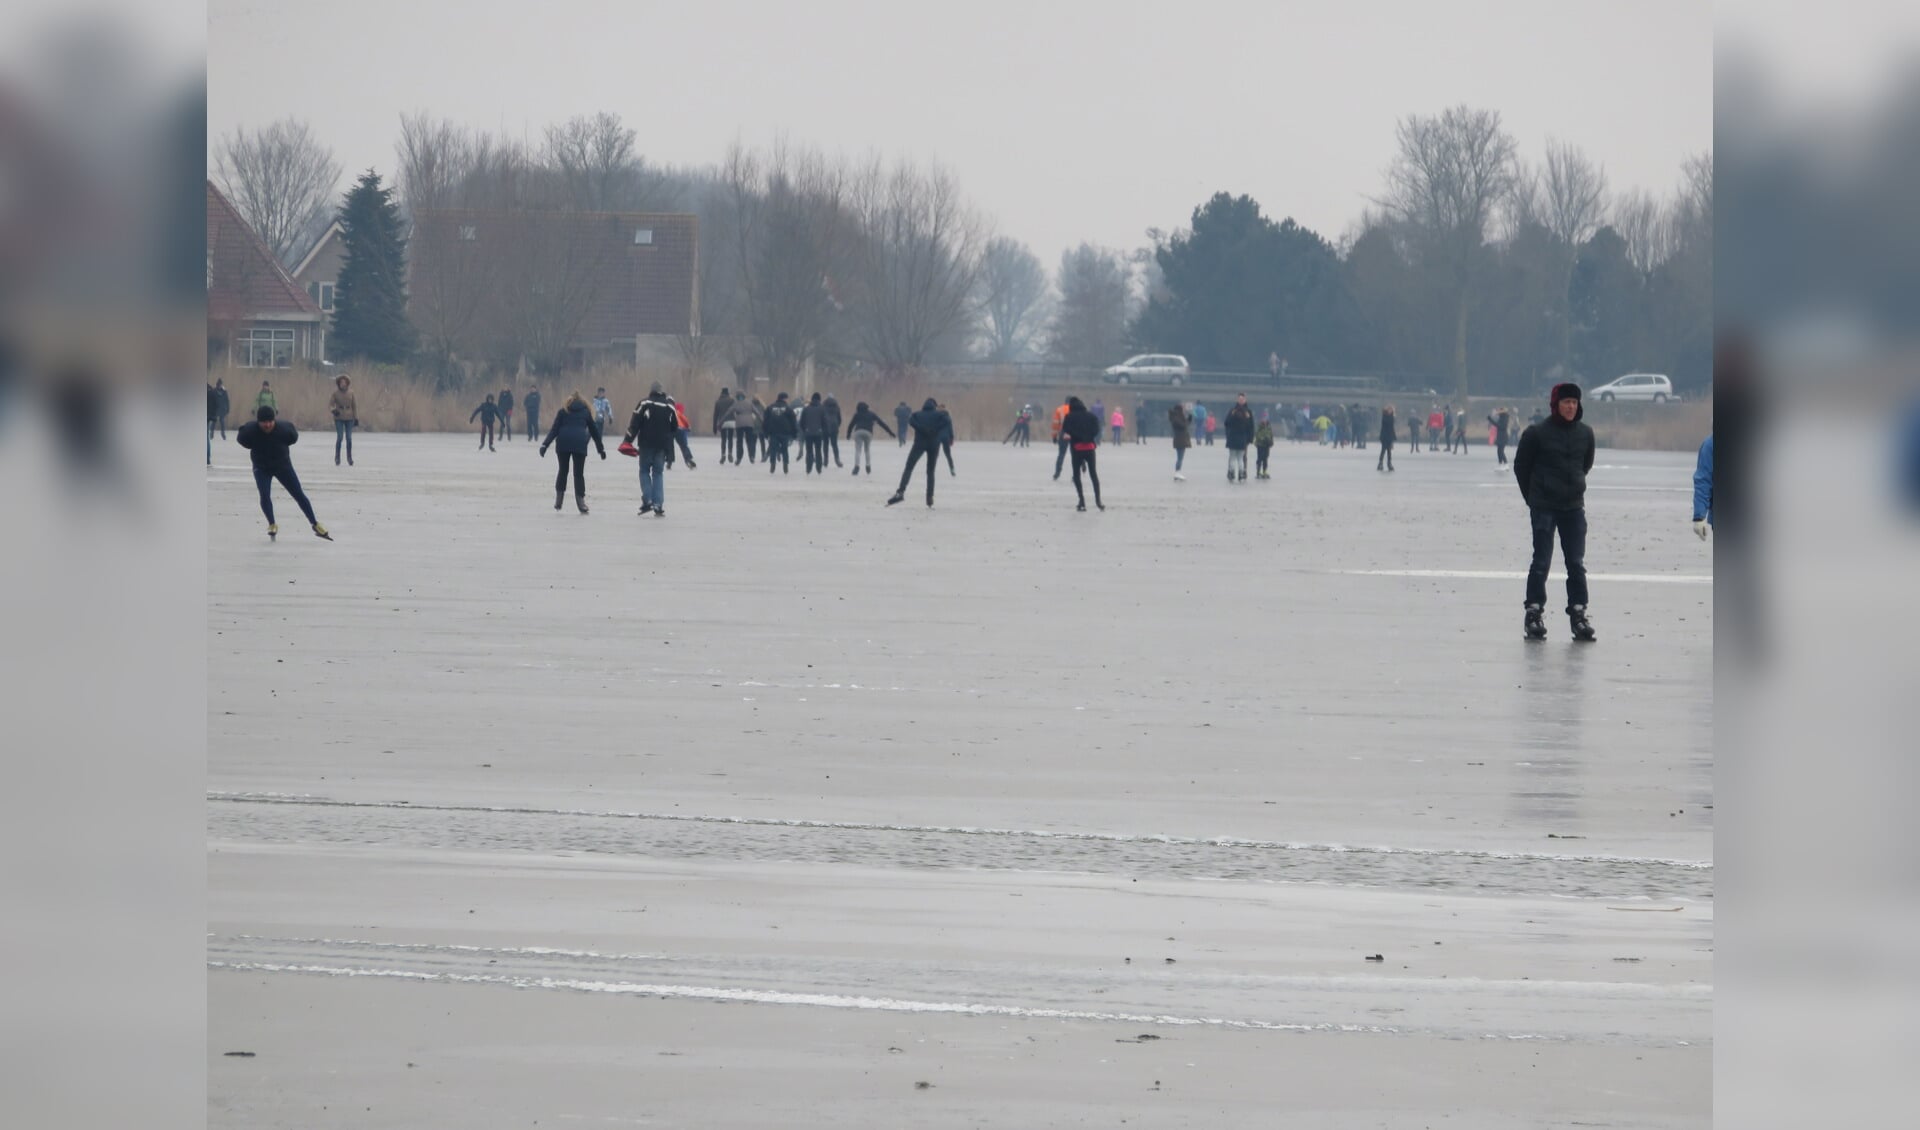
[713,387,736,464]
[799,392,829,474]
[887,398,952,508]
[762,392,798,474]
[623,382,679,517]
[1513,383,1598,641]
[822,394,845,467]
[236,406,329,541]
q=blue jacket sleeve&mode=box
[1692,435,1713,523]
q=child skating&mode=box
[470,394,501,450]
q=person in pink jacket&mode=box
[1109,406,1125,445]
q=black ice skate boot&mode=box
[1568,605,1596,642]
[1524,603,1548,640]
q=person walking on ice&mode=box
[525,386,544,442]
[498,387,516,443]
[1253,411,1274,479]
[1513,383,1598,641]
[1377,403,1397,472]
[470,394,501,450]
[623,382,679,517]
[1060,396,1104,511]
[540,390,606,514]
[328,374,357,466]
[887,398,953,508]
[1110,404,1126,445]
[236,406,329,541]
[1168,401,1192,481]
[845,400,894,475]
[893,401,913,446]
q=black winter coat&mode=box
[1379,411,1397,445]
[846,406,894,437]
[1223,405,1256,449]
[543,401,605,456]
[236,420,300,472]
[624,396,679,451]
[470,402,501,425]
[1513,409,1596,511]
[1061,407,1101,447]
[907,406,952,448]
[822,397,843,431]
[799,402,828,436]
[763,402,799,439]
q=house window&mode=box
[632,228,653,245]
[235,327,296,368]
[308,281,336,312]
[459,224,478,241]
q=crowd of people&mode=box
[213,374,1714,643]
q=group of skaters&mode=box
[217,370,1725,644]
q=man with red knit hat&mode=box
[1513,382,1597,641]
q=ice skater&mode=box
[525,386,544,441]
[498,387,516,442]
[800,392,829,473]
[1223,393,1255,483]
[236,405,329,541]
[1168,401,1192,481]
[540,390,607,514]
[328,374,357,466]
[623,382,679,517]
[886,398,953,508]
[845,400,895,475]
[893,401,912,446]
[590,387,610,434]
[1513,383,1598,641]
[1254,412,1274,479]
[1487,407,1511,466]
[938,403,957,476]
[470,394,501,450]
[763,392,798,474]
[1110,404,1126,445]
[1051,396,1072,480]
[1377,404,1397,472]
[731,395,760,464]
[1060,396,1104,511]
[713,387,736,463]
[1002,404,1033,446]
[823,394,844,467]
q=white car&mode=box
[1591,373,1675,403]
[1103,353,1190,385]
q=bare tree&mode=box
[721,139,855,383]
[1533,139,1610,371]
[214,117,341,269]
[1613,188,1676,279]
[845,157,984,374]
[975,236,1049,362]
[1047,244,1129,367]
[394,112,474,219]
[1377,105,1518,398]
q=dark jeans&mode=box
[1054,435,1069,476]
[253,464,316,526]
[1256,445,1270,474]
[826,432,841,464]
[1496,439,1508,465]
[766,435,790,473]
[675,427,695,466]
[638,447,666,509]
[478,420,494,448]
[334,419,354,462]
[803,434,825,472]
[1377,440,1394,471]
[720,426,736,462]
[527,413,540,441]
[1070,447,1100,505]
[501,410,513,440]
[896,441,939,502]
[1526,507,1589,608]
[897,425,909,446]
[554,449,586,497]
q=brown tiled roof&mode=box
[411,209,696,341]
[206,180,323,325]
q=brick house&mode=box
[206,180,326,368]
[409,209,697,370]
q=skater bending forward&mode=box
[236,406,329,540]
[887,398,952,508]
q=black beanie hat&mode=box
[922,397,938,411]
[256,405,275,422]
[1550,382,1582,406]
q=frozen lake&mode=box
[209,431,1712,1128]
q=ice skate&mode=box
[1568,605,1596,642]
[1523,603,1547,640]
[555,489,564,511]
[575,495,589,515]
[886,493,904,506]
[267,522,278,541]
[1076,501,1087,512]
[311,522,331,541]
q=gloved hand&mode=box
[1693,519,1709,541]
[539,444,549,457]
[599,450,607,460]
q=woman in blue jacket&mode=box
[540,391,606,514]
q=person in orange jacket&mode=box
[669,397,697,468]
[1051,396,1072,480]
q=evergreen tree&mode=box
[331,169,417,364]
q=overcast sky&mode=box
[209,0,1710,265]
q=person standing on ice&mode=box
[327,374,358,466]
[887,398,953,508]
[1168,401,1192,481]
[524,386,545,442]
[1377,403,1397,472]
[1253,411,1274,479]
[762,392,798,474]
[731,395,759,464]
[799,391,829,474]
[1487,406,1512,466]
[845,400,894,475]
[236,405,329,542]
[1109,404,1126,445]
[822,394,845,468]
[1513,383,1598,641]
[713,387,736,464]
[498,387,516,443]
[1003,404,1032,446]
[1050,395,1072,480]
[590,387,610,434]
[540,390,606,514]
[1060,396,1104,511]
[893,401,913,446]
[469,393,501,451]
[1223,393,1255,483]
